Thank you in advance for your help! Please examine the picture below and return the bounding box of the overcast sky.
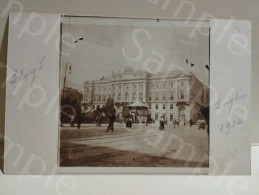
[60,17,210,91]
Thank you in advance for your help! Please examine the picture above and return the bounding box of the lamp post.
[62,63,72,99]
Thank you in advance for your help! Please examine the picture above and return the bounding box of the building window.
[125,84,128,90]
[181,81,184,87]
[155,114,158,120]
[180,90,185,100]
[119,84,122,90]
[162,93,167,101]
[163,104,166,109]
[125,93,129,101]
[170,82,174,88]
[93,105,95,109]
[170,92,174,100]
[113,85,116,91]
[112,93,116,100]
[87,88,89,93]
[140,83,143,90]
[155,93,159,101]
[163,82,166,88]
[170,114,173,121]
[149,93,152,101]
[156,104,158,109]
[149,83,153,89]
[149,104,151,109]
[98,95,101,102]
[118,93,122,101]
[139,92,143,101]
[170,104,173,109]
[104,86,106,91]
[133,92,137,101]
[133,83,137,90]
[103,95,106,102]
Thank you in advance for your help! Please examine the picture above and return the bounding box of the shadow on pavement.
[60,142,209,168]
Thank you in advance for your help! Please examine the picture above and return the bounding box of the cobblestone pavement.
[60,123,209,167]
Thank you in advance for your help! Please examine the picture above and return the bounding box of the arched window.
[118,93,122,101]
[163,82,167,88]
[149,92,152,101]
[125,93,129,101]
[133,92,137,101]
[170,92,174,100]
[180,90,185,100]
[133,83,137,90]
[139,92,144,101]
[162,93,167,101]
[155,93,159,101]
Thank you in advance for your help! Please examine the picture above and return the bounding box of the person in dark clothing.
[107,113,116,132]
[159,116,165,130]
[189,118,193,127]
[77,112,82,130]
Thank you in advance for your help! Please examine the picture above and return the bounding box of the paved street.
[60,123,209,167]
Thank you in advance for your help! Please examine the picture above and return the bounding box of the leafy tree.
[106,97,116,114]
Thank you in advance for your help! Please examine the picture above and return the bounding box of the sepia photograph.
[59,17,210,171]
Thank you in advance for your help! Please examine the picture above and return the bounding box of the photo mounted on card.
[58,16,210,174]
[4,13,251,175]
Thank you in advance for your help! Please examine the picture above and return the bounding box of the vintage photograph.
[59,17,210,169]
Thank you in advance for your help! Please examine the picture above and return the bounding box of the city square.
[60,122,209,167]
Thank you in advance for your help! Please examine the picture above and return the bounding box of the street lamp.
[62,63,72,99]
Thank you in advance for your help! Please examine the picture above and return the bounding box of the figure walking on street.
[189,118,193,127]
[77,112,82,130]
[107,113,116,132]
[159,116,165,130]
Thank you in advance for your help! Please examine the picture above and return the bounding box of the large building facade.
[82,67,209,123]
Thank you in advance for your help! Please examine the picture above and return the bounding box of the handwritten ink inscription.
[9,55,47,86]
[219,118,243,135]
[214,91,247,135]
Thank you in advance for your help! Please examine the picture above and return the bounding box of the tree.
[106,97,115,114]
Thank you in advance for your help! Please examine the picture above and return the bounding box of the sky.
[60,17,210,91]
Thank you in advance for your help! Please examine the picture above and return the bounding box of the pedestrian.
[96,115,99,126]
[189,118,193,127]
[77,112,82,130]
[159,116,165,130]
[197,118,201,129]
[107,113,116,132]
[70,114,75,127]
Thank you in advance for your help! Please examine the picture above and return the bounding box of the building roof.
[127,101,149,108]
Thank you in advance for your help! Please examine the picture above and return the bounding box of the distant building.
[82,67,209,123]
[62,87,83,109]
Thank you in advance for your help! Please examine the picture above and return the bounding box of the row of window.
[92,92,145,102]
[87,80,187,93]
[154,114,174,121]
[91,90,187,103]
[150,104,174,110]
[113,83,145,91]
[113,92,144,101]
[149,80,186,89]
[148,90,186,101]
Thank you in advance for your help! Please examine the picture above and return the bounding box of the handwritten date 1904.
[219,118,242,135]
